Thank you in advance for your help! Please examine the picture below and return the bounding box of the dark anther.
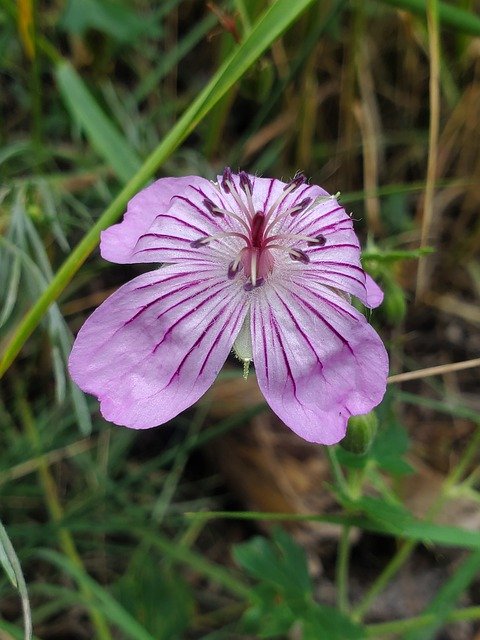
[227,261,241,279]
[308,234,326,247]
[203,198,223,217]
[190,237,209,248]
[221,167,233,193]
[290,249,310,264]
[284,172,307,191]
[239,171,252,193]
[244,277,264,291]
[290,197,312,216]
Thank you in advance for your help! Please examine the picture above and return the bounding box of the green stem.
[325,446,349,496]
[14,381,112,640]
[353,540,413,621]
[365,605,480,637]
[336,525,352,612]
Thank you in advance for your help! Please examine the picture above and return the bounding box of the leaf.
[304,605,366,640]
[0,519,32,639]
[55,61,142,183]
[233,528,312,598]
[60,0,158,42]
[234,529,365,639]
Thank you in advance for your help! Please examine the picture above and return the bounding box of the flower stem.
[336,525,352,612]
[325,446,349,495]
[14,381,112,640]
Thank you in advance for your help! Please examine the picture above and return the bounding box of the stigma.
[189,169,329,290]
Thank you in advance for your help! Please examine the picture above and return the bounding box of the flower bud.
[340,412,378,455]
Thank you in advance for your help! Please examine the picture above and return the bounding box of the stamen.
[283,172,307,191]
[264,176,309,223]
[190,230,249,248]
[289,248,310,264]
[265,232,326,246]
[221,167,233,193]
[239,171,252,193]
[290,197,312,216]
[227,249,246,279]
[263,197,313,236]
[203,198,251,233]
[203,198,224,217]
[190,237,210,248]
[244,277,264,291]
[308,234,326,247]
[239,171,256,218]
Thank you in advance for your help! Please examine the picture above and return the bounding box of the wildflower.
[69,170,388,444]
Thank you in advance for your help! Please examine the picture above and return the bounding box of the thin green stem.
[353,540,413,621]
[325,446,350,496]
[354,420,480,621]
[336,525,352,613]
[14,381,112,640]
[365,605,480,637]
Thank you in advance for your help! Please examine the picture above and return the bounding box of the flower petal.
[100,176,214,264]
[69,264,248,428]
[250,278,388,444]
[130,179,244,266]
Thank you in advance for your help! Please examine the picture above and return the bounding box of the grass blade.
[375,0,480,36]
[55,61,142,183]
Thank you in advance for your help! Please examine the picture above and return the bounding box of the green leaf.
[60,0,158,42]
[0,519,32,639]
[55,61,142,183]
[304,605,366,640]
[234,528,312,598]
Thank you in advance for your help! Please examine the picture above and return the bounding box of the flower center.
[190,168,328,290]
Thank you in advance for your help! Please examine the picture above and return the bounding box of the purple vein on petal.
[288,289,356,356]
[152,282,232,354]
[270,311,299,401]
[273,290,323,368]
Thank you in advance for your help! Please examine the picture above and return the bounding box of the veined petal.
[132,180,242,265]
[69,264,248,428]
[100,176,217,264]
[298,229,382,309]
[250,279,388,444]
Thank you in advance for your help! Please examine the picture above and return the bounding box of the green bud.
[340,412,378,455]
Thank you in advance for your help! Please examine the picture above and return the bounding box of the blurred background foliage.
[1,0,480,638]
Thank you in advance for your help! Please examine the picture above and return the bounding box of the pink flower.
[69,170,388,445]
